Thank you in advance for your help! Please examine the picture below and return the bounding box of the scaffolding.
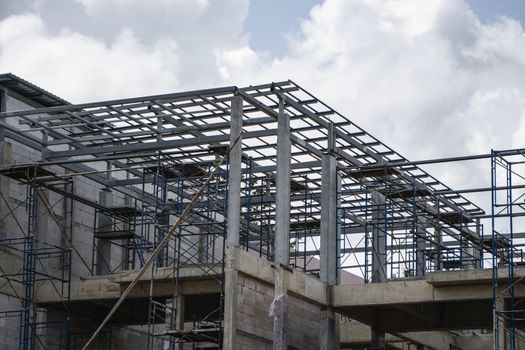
[491,149,525,350]
[2,74,525,349]
[336,162,484,283]
[0,165,72,350]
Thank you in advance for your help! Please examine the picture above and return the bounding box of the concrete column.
[495,292,506,350]
[198,227,205,263]
[96,190,113,275]
[274,98,291,265]
[273,97,291,350]
[41,130,49,160]
[222,95,243,350]
[371,326,385,350]
[320,149,339,350]
[273,266,288,350]
[433,199,442,271]
[416,215,427,277]
[371,191,386,349]
[473,219,482,269]
[371,191,386,283]
[175,295,185,350]
[122,195,132,270]
[320,153,337,285]
[433,226,442,271]
[34,307,47,350]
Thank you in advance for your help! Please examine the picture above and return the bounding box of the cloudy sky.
[1,0,525,203]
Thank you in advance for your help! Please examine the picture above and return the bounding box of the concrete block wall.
[236,273,321,349]
[0,293,22,349]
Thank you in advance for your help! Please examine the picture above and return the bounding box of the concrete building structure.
[0,73,523,349]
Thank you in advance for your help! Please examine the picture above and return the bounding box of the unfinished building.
[0,73,524,349]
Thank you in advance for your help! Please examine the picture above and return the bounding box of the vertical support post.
[0,89,10,240]
[473,218,482,269]
[222,95,243,350]
[320,123,338,285]
[320,123,339,350]
[175,294,185,350]
[274,96,291,266]
[41,130,49,160]
[495,291,506,350]
[416,215,427,277]
[433,199,442,271]
[273,96,291,350]
[371,326,385,350]
[96,190,113,275]
[0,138,12,239]
[371,190,386,349]
[371,191,386,283]
[122,195,132,270]
[35,308,48,350]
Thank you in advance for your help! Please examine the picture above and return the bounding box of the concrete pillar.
[416,215,427,277]
[96,190,113,275]
[198,227,205,263]
[433,226,442,271]
[371,191,386,283]
[273,97,290,350]
[273,266,288,350]
[320,307,337,350]
[433,199,442,271]
[320,154,337,285]
[274,98,291,266]
[371,191,386,349]
[320,145,339,350]
[34,308,47,350]
[121,195,132,270]
[371,326,385,350]
[495,293,506,350]
[473,218,482,269]
[222,95,243,350]
[175,295,185,350]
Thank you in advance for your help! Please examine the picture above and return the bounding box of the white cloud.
[213,0,525,214]
[1,0,525,212]
[216,0,525,159]
[0,13,182,101]
[0,0,250,100]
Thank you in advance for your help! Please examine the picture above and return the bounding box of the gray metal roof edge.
[0,72,70,107]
